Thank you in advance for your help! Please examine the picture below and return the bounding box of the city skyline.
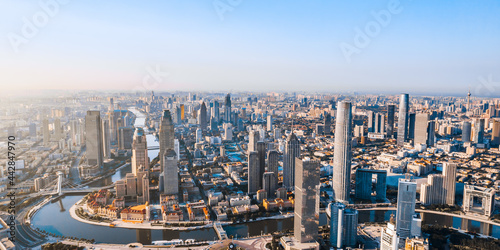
[2,1,500,96]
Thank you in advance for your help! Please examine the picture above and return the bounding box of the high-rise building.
[324,113,332,134]
[374,113,385,134]
[472,118,485,144]
[267,115,273,131]
[224,93,231,123]
[333,101,353,203]
[223,123,233,141]
[408,113,416,140]
[132,127,149,176]
[29,123,36,137]
[180,104,185,121]
[199,102,207,131]
[54,118,62,141]
[294,158,320,244]
[263,172,277,198]
[420,174,443,205]
[443,163,457,205]
[329,202,358,248]
[355,169,387,201]
[396,177,417,239]
[367,111,375,132]
[397,94,409,146]
[85,111,104,167]
[491,119,500,146]
[387,105,396,138]
[247,151,259,194]
[267,150,279,177]
[159,110,175,166]
[163,149,178,195]
[196,128,202,143]
[102,120,111,159]
[212,100,220,125]
[118,127,134,150]
[248,130,259,152]
[257,141,266,189]
[462,121,471,142]
[283,132,300,189]
[43,119,50,146]
[414,113,434,146]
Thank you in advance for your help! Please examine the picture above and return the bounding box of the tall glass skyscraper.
[294,158,320,244]
[283,132,300,189]
[333,101,353,203]
[159,110,175,166]
[397,94,409,146]
[85,111,103,167]
[396,177,417,239]
[387,104,395,138]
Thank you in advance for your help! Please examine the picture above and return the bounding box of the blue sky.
[1,0,500,95]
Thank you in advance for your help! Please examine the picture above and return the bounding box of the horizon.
[2,1,500,97]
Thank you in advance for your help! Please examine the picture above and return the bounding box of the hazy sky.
[1,0,500,95]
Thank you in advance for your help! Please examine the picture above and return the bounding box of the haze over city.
[2,0,500,95]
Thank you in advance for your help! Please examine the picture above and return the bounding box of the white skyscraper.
[396,176,417,239]
[333,101,353,203]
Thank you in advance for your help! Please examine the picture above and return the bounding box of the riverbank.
[69,197,294,230]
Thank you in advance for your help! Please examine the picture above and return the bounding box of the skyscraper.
[324,113,332,134]
[132,127,149,176]
[267,115,273,131]
[420,174,444,205]
[102,120,111,159]
[163,149,178,195]
[492,119,500,146]
[248,130,259,152]
[472,118,485,144]
[397,94,409,146]
[329,202,358,248]
[224,93,231,123]
[257,141,266,189]
[396,177,417,239]
[408,113,416,140]
[283,132,300,189]
[43,118,50,146]
[267,150,279,176]
[54,118,62,141]
[374,113,385,134]
[442,162,457,205]
[333,101,353,203]
[247,151,259,194]
[29,123,36,137]
[199,102,207,131]
[294,158,320,244]
[85,111,104,167]
[462,121,471,142]
[387,104,395,138]
[159,110,175,166]
[263,172,277,198]
[212,100,220,125]
[414,113,431,146]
